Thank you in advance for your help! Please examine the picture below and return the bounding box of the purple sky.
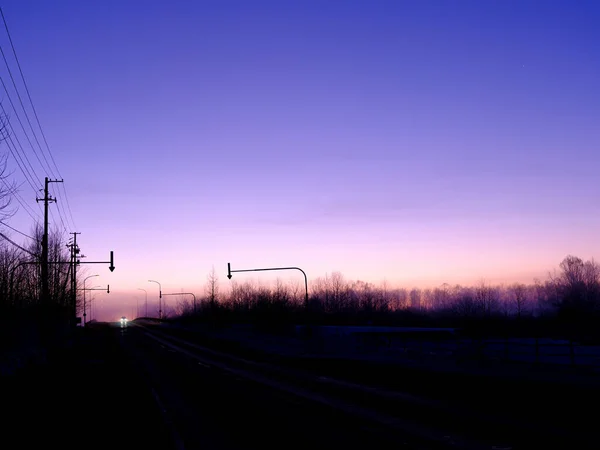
[0,1,599,320]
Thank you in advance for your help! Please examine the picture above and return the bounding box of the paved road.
[5,321,597,450]
[2,322,174,449]
[122,321,433,450]
[124,321,600,450]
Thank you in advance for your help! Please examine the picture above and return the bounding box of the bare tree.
[205,265,219,306]
[422,288,433,311]
[552,255,600,317]
[451,287,478,317]
[474,280,499,316]
[289,278,302,306]
[375,281,389,313]
[174,294,192,316]
[510,283,527,318]
[330,271,349,313]
[410,288,421,311]
[0,112,17,222]
[273,278,290,305]
[0,153,16,222]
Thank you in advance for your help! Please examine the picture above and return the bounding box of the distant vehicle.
[120,316,127,326]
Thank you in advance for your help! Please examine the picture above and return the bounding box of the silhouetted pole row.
[74,252,115,325]
[79,285,110,323]
[162,292,196,314]
[82,284,101,320]
[148,280,162,319]
[137,288,148,317]
[227,263,309,310]
[20,179,115,326]
[68,232,81,322]
[36,177,62,306]
[82,274,98,326]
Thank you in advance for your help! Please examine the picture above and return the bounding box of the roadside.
[143,319,600,448]
[1,322,175,449]
[151,320,600,386]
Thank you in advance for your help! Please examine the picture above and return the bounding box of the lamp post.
[137,288,148,317]
[83,274,99,326]
[88,285,100,321]
[227,263,308,310]
[84,285,109,322]
[148,280,162,319]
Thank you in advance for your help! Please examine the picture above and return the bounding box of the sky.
[0,0,598,320]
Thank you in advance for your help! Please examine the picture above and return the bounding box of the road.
[123,321,438,450]
[2,321,174,449]
[120,321,600,450]
[4,321,597,449]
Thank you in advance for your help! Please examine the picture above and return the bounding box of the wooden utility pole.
[36,177,62,306]
[69,232,80,321]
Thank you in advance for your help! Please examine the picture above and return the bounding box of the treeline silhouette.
[172,256,600,341]
[0,226,76,346]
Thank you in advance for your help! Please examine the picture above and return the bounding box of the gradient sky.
[0,0,599,320]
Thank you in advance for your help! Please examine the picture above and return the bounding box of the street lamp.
[227,263,309,310]
[88,285,101,321]
[84,285,109,322]
[83,274,99,326]
[137,288,148,317]
[148,280,162,319]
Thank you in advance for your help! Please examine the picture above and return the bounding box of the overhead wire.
[0,91,67,231]
[0,11,74,234]
[49,184,68,235]
[0,43,54,178]
[0,101,45,223]
[0,76,47,179]
[0,220,36,240]
[0,177,40,222]
[0,110,41,191]
[48,177,70,235]
[1,8,60,176]
[0,7,76,231]
[1,124,38,193]
[0,230,37,256]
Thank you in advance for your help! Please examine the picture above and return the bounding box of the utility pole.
[36,177,63,306]
[69,232,80,323]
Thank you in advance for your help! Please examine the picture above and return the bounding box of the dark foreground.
[3,321,600,449]
[2,323,174,449]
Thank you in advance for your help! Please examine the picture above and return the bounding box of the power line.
[1,8,59,176]
[0,76,47,177]
[0,8,76,232]
[0,230,37,256]
[49,180,70,234]
[0,177,40,222]
[0,220,36,240]
[48,191,68,235]
[1,128,38,194]
[0,113,42,194]
[1,101,42,184]
[60,183,76,230]
[0,74,70,232]
[0,44,54,178]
